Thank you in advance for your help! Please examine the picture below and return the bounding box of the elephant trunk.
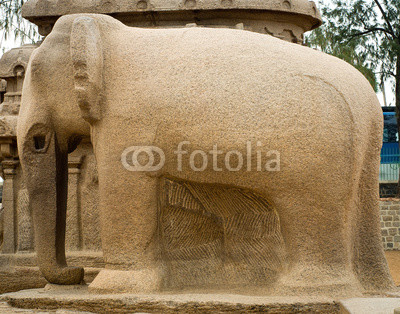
[20,128,83,284]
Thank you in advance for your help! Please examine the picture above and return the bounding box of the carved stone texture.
[0,80,6,104]
[0,45,37,117]
[0,119,15,138]
[66,142,101,252]
[17,188,34,252]
[17,14,392,296]
[0,45,39,257]
[160,178,287,289]
[66,155,83,251]
[21,0,321,43]
[77,144,101,252]
[1,160,19,254]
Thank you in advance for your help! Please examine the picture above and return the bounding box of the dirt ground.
[386,251,400,286]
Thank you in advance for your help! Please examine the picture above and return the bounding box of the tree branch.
[376,70,396,78]
[373,0,396,37]
[348,27,392,40]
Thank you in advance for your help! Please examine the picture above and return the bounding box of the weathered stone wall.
[380,199,400,250]
[22,0,322,44]
[66,141,102,252]
[0,147,102,254]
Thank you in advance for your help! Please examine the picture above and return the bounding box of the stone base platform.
[4,285,400,313]
[0,285,341,313]
[339,298,400,314]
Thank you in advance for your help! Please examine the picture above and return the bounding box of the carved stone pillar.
[17,188,33,252]
[66,156,83,251]
[0,45,36,255]
[1,159,18,253]
[0,80,6,104]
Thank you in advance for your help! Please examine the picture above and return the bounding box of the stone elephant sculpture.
[17,13,393,295]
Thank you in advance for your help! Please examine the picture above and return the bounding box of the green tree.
[306,20,378,91]
[306,0,400,194]
[0,0,40,52]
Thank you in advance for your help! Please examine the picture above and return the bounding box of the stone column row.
[1,159,18,253]
[0,155,85,254]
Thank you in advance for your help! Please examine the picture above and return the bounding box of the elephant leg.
[270,191,362,295]
[89,157,161,293]
[352,146,394,292]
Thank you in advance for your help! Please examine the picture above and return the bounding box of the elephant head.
[17,15,104,285]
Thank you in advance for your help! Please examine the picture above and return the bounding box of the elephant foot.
[273,264,364,297]
[43,266,84,285]
[88,267,162,294]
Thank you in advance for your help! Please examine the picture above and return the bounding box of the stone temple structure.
[22,0,322,43]
[0,0,323,295]
[0,44,37,255]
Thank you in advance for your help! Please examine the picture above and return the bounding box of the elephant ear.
[70,16,103,123]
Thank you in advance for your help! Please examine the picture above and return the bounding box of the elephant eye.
[24,124,52,154]
[34,136,46,151]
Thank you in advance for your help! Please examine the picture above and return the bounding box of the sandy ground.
[386,251,400,286]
